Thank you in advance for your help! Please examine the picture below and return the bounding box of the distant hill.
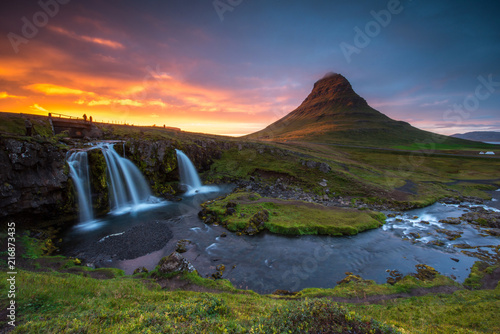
[451,131,500,143]
[246,73,481,147]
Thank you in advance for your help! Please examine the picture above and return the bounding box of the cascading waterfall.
[67,142,162,226]
[175,149,218,195]
[98,143,153,213]
[67,151,94,223]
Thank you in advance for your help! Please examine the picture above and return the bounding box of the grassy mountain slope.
[246,73,494,149]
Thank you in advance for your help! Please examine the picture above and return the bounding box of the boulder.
[157,252,196,274]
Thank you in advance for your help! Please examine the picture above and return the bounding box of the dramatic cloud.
[0,0,499,135]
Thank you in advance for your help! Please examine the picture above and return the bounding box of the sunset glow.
[1,1,499,136]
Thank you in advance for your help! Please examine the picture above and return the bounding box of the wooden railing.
[48,113,82,120]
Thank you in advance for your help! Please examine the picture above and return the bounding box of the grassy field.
[206,141,500,208]
[1,259,498,333]
[201,191,385,236]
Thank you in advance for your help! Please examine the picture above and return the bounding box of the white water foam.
[99,232,125,243]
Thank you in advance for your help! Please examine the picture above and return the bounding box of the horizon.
[1,0,500,136]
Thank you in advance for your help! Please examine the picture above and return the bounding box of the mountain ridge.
[452,131,500,143]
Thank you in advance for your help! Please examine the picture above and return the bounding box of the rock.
[176,239,192,253]
[427,240,445,247]
[485,228,500,236]
[439,218,461,225]
[305,160,318,169]
[157,252,196,274]
[318,162,331,173]
[249,209,269,227]
[408,232,421,239]
[436,228,463,240]
[0,138,69,219]
[452,243,476,249]
[211,264,226,279]
[319,181,328,187]
[272,289,298,296]
[133,267,149,274]
[412,264,439,281]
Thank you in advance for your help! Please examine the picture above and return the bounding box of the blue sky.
[1,0,499,135]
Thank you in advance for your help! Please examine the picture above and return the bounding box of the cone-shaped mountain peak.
[246,72,455,146]
[298,73,368,112]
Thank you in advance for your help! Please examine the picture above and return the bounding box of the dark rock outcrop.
[0,138,70,221]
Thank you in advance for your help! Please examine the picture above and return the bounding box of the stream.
[63,188,500,294]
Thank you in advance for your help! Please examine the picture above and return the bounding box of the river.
[63,188,500,294]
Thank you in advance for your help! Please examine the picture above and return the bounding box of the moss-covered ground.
[201,191,385,236]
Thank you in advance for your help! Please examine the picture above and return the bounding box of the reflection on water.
[63,188,500,294]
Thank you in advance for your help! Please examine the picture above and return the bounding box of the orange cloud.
[0,92,25,99]
[49,26,124,49]
[25,84,94,96]
[29,104,48,113]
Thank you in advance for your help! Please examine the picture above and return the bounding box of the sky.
[1,0,499,136]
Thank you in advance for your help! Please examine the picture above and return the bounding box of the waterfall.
[68,142,163,227]
[98,143,153,213]
[175,149,218,195]
[67,151,94,223]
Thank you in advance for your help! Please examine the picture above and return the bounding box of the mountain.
[246,73,473,147]
[452,131,500,143]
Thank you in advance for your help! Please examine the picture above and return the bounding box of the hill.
[246,73,486,148]
[452,131,500,143]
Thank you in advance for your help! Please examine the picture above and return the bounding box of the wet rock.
[484,228,500,236]
[453,243,476,249]
[440,197,461,205]
[211,264,226,280]
[408,232,421,239]
[176,239,192,253]
[412,264,439,281]
[436,228,463,240]
[439,218,461,225]
[158,252,196,274]
[133,267,149,274]
[427,240,445,247]
[450,258,459,262]
[460,208,500,228]
[386,269,403,285]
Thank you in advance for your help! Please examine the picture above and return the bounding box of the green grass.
[202,192,385,236]
[393,142,498,151]
[205,142,500,209]
[297,274,459,299]
[350,287,500,334]
[2,265,499,333]
[0,112,54,138]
